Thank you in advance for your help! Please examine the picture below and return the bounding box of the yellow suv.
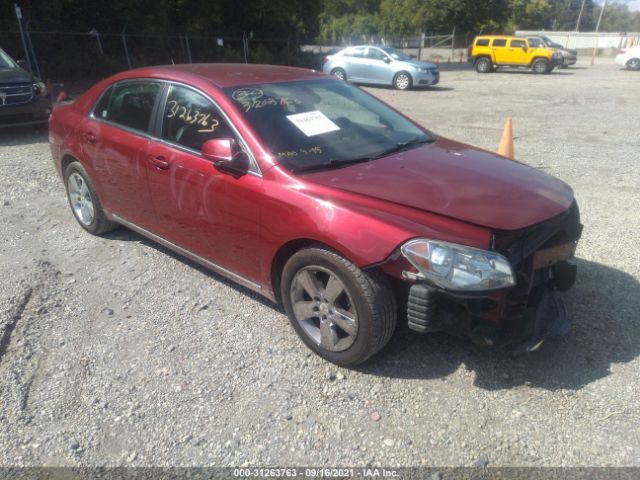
[468,35,561,74]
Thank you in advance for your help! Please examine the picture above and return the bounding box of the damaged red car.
[49,64,582,366]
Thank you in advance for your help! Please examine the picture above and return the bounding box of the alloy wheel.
[395,73,410,90]
[332,69,345,80]
[67,172,95,226]
[290,266,358,352]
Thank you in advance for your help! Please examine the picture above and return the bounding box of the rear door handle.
[83,132,97,143]
[149,155,170,170]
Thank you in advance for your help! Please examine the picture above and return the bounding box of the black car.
[526,36,578,68]
[0,47,51,128]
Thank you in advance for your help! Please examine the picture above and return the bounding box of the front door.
[144,83,264,283]
[507,39,531,65]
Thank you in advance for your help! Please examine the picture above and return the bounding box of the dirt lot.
[1,59,639,468]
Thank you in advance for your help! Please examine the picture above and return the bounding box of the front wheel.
[475,57,492,73]
[393,71,412,90]
[532,58,551,74]
[281,246,397,366]
[627,58,640,71]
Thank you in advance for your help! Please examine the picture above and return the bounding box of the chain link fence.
[0,29,316,84]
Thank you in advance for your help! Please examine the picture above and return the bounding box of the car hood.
[301,138,574,231]
[401,60,438,70]
[0,67,33,84]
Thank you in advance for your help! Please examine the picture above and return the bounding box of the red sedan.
[49,64,582,366]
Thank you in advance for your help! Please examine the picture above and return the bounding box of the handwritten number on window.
[167,100,218,133]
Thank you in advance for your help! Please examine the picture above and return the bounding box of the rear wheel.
[281,246,397,366]
[627,58,640,70]
[475,57,492,73]
[330,68,347,81]
[64,161,118,235]
[532,58,551,74]
[393,71,412,90]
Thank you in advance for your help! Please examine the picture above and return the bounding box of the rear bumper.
[0,96,51,128]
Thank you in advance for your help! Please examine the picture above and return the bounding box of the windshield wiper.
[292,137,434,174]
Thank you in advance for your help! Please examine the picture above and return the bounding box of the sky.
[621,0,640,11]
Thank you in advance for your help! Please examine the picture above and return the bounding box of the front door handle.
[149,155,170,170]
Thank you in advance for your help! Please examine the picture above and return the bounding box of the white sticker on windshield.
[286,110,340,137]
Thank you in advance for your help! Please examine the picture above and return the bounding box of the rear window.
[475,39,490,47]
[492,39,507,47]
[103,81,162,133]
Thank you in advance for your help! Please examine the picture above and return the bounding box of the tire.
[330,68,347,81]
[475,57,492,74]
[64,161,118,235]
[532,58,551,74]
[627,58,640,71]
[393,71,412,90]
[281,246,397,366]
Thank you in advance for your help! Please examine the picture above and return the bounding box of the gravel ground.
[0,59,639,468]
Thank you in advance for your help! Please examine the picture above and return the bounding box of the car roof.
[112,63,327,88]
[476,35,517,39]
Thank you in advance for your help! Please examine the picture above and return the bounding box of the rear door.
[80,80,162,227]
[491,38,510,63]
[144,83,264,282]
[341,47,368,81]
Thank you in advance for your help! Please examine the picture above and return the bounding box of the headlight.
[401,239,515,291]
[33,82,47,96]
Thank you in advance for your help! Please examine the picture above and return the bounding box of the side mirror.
[522,46,528,52]
[383,57,391,64]
[16,59,27,69]
[202,138,249,175]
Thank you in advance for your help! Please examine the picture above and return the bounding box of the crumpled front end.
[400,202,583,352]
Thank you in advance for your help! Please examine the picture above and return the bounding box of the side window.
[344,47,365,58]
[365,48,387,61]
[475,39,490,47]
[528,38,542,48]
[492,39,507,47]
[161,84,235,152]
[92,86,113,119]
[511,40,527,48]
[105,82,161,132]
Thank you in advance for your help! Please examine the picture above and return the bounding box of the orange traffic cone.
[497,118,514,159]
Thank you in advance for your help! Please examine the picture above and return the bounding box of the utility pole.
[14,4,33,73]
[595,0,607,32]
[576,0,587,32]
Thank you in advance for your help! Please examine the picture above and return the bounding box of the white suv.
[615,46,640,70]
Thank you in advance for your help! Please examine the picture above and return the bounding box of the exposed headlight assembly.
[33,82,47,96]
[401,239,516,291]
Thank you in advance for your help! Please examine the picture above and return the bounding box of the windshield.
[381,47,412,61]
[223,80,433,172]
[541,36,562,48]
[0,49,17,69]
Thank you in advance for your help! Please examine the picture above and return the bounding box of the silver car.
[322,45,440,90]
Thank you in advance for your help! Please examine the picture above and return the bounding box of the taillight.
[620,49,627,54]
[323,56,328,65]
[468,45,472,57]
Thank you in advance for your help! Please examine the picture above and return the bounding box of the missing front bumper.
[406,282,572,353]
